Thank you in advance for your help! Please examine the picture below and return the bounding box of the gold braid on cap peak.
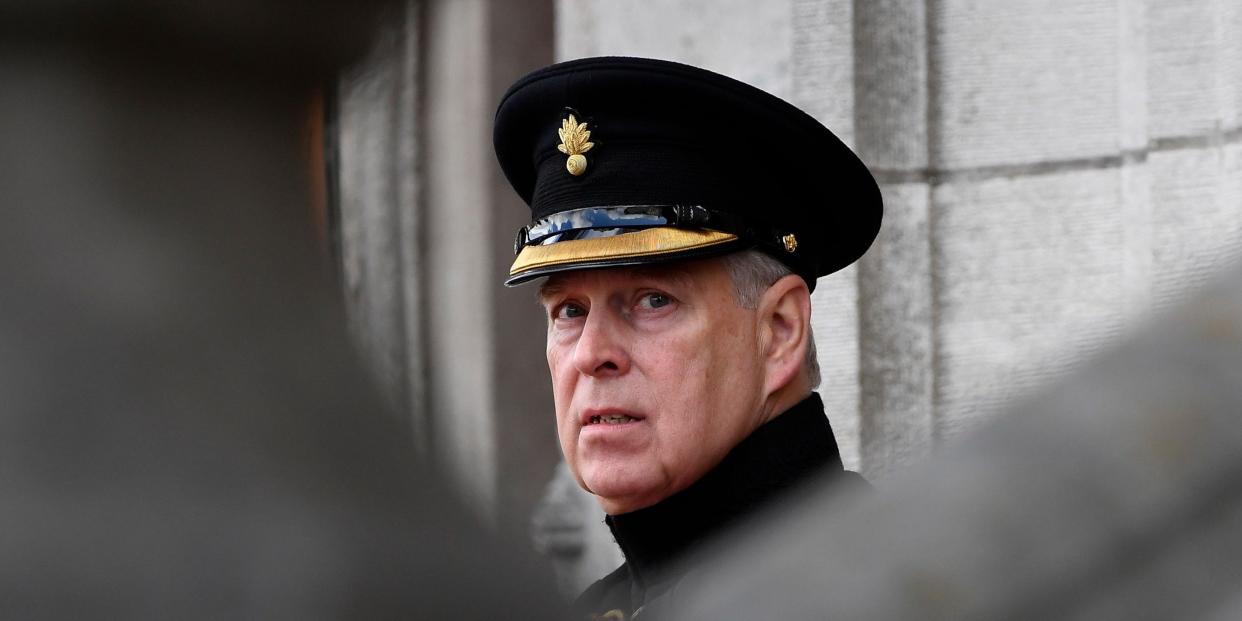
[557,114,594,176]
[509,228,737,277]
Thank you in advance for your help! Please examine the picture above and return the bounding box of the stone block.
[1148,0,1226,140]
[789,0,856,145]
[932,0,1120,168]
[932,168,1129,435]
[812,265,861,470]
[1149,146,1242,310]
[555,0,795,98]
[1225,0,1242,129]
[854,0,929,170]
[1116,0,1148,151]
[858,182,934,479]
[1117,158,1154,325]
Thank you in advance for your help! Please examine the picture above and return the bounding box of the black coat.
[572,393,867,620]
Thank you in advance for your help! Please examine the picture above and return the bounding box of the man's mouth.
[588,414,638,425]
[581,409,645,426]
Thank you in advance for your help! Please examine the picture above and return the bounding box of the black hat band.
[514,204,784,256]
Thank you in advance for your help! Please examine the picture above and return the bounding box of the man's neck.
[760,374,813,425]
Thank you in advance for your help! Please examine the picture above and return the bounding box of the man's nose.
[571,309,630,377]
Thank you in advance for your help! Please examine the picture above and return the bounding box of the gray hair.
[722,250,821,389]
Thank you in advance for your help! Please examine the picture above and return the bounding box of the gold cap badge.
[782,234,798,253]
[557,114,594,176]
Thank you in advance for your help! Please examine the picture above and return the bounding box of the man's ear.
[756,274,812,398]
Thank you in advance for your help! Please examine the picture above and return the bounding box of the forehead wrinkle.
[628,263,698,291]
[534,261,708,305]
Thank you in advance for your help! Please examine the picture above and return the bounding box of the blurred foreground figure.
[0,4,562,619]
[674,266,1242,620]
[493,57,881,618]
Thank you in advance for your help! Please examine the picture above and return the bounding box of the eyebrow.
[536,278,563,305]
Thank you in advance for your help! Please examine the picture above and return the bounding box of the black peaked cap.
[494,56,882,290]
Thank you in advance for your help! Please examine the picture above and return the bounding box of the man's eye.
[638,293,672,310]
[556,303,586,319]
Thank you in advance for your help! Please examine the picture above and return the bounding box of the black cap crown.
[494,56,882,291]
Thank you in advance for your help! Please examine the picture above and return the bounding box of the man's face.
[538,257,769,514]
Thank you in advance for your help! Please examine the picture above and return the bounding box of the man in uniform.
[493,56,882,619]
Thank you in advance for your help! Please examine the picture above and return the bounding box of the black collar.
[604,392,845,590]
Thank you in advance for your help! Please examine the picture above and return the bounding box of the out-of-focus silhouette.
[0,3,564,618]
